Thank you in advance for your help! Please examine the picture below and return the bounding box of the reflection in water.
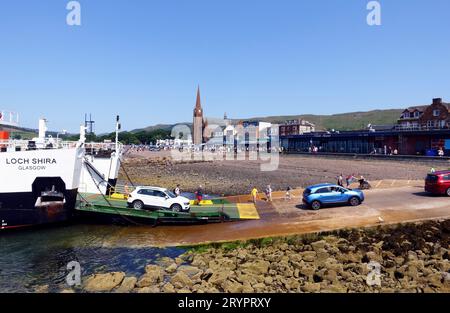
[0,224,184,292]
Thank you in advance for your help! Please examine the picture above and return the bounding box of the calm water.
[0,224,185,293]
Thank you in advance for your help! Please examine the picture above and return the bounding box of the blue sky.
[1,0,450,133]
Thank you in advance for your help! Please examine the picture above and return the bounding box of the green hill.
[238,109,403,131]
[135,109,403,133]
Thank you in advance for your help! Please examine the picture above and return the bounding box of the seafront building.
[280,98,450,156]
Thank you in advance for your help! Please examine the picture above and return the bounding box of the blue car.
[302,183,365,210]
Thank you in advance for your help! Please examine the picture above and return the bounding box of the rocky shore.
[71,219,449,293]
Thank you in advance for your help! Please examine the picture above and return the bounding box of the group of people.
[336,173,371,189]
[251,185,293,204]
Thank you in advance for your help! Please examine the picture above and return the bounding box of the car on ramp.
[302,183,365,210]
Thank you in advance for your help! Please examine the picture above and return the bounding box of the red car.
[425,170,450,196]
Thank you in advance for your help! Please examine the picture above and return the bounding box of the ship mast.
[115,115,120,151]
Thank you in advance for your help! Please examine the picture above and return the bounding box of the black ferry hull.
[0,189,78,230]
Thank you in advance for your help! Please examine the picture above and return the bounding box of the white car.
[127,186,191,212]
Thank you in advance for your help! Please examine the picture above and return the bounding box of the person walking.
[195,185,204,205]
[265,185,273,202]
[174,184,181,197]
[285,186,293,201]
[337,174,344,187]
[346,174,356,187]
[251,187,258,204]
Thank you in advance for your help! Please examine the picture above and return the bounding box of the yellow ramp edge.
[189,199,214,206]
[236,203,260,220]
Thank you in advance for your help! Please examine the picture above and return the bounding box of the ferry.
[0,116,123,230]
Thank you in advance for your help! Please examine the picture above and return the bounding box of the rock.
[84,272,125,292]
[427,273,443,288]
[315,249,329,264]
[223,280,244,293]
[35,285,49,293]
[323,270,338,283]
[407,251,418,261]
[137,266,164,287]
[116,277,137,293]
[321,284,348,293]
[300,251,317,262]
[241,260,270,275]
[165,263,178,273]
[301,282,321,293]
[171,271,193,288]
[252,283,266,292]
[156,257,174,267]
[136,286,160,293]
[311,240,327,251]
[60,289,75,293]
[162,283,176,293]
[175,257,184,265]
[242,282,254,293]
[177,265,203,278]
[264,276,273,285]
[191,255,207,267]
[177,289,192,293]
[208,271,232,287]
[365,251,382,263]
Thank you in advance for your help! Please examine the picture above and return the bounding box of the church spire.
[195,85,202,110]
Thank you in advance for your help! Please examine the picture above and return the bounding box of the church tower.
[193,86,204,145]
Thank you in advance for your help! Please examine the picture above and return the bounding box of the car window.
[166,190,177,198]
[315,187,331,194]
[426,174,438,183]
[443,175,450,181]
[138,189,151,196]
[153,190,167,198]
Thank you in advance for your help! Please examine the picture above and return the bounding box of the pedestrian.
[265,185,273,202]
[438,148,444,157]
[251,187,258,204]
[285,186,293,201]
[430,167,436,173]
[174,184,181,197]
[346,174,355,187]
[337,174,344,187]
[195,185,203,204]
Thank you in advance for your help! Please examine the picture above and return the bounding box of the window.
[433,109,440,117]
[414,111,420,118]
[138,189,154,196]
[315,187,331,194]
[443,175,450,181]
[153,190,167,198]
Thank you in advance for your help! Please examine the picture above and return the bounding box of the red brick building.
[397,98,450,130]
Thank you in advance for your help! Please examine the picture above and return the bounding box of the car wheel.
[171,204,182,212]
[311,200,321,210]
[349,197,360,206]
[446,188,450,197]
[133,200,144,210]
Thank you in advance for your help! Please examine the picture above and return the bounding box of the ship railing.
[0,139,123,152]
